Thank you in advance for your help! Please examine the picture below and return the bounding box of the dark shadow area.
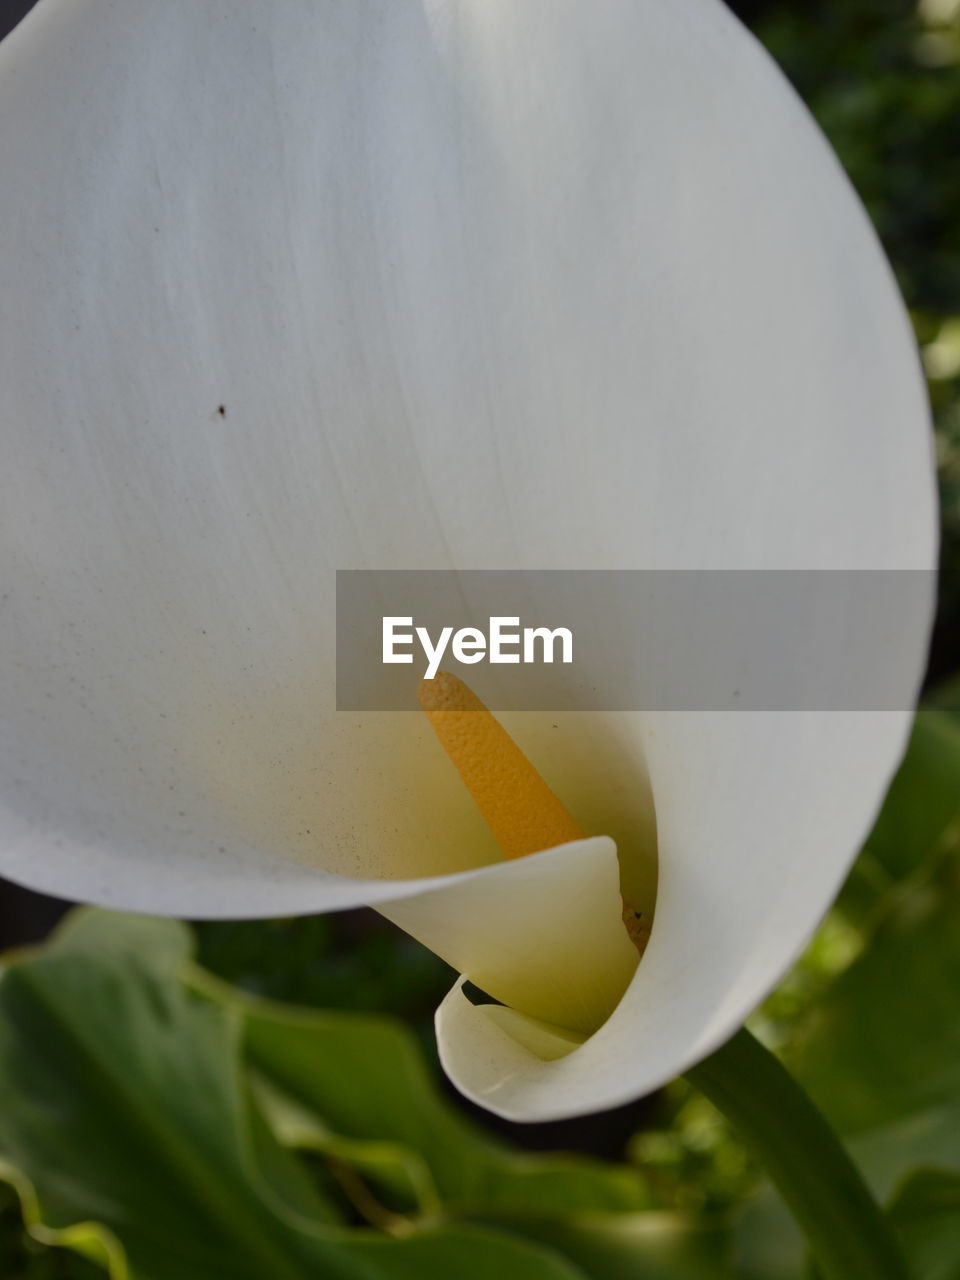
[0,0,35,41]
[0,878,70,949]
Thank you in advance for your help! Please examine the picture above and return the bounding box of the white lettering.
[382,617,414,664]
[386,617,574,678]
[417,625,454,680]
[523,626,573,665]
[489,616,521,664]
[452,627,487,665]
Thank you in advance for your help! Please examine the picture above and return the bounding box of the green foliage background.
[0,1,958,1277]
[740,0,960,678]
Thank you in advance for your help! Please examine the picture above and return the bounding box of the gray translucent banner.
[336,570,934,711]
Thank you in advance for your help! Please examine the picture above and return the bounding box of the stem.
[685,1027,908,1280]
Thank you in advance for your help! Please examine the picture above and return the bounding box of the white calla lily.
[0,0,936,1121]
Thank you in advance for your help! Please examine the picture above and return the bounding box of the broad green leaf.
[850,1105,960,1200]
[0,1163,127,1278]
[453,1211,731,1280]
[45,909,194,975]
[887,1170,960,1280]
[736,707,960,1280]
[735,1153,960,1280]
[212,970,648,1215]
[329,1226,589,1280]
[0,912,600,1280]
[790,893,960,1135]
[861,710,960,881]
[734,1109,960,1280]
[732,1108,960,1280]
[0,940,336,1279]
[787,710,960,1138]
[838,709,960,928]
[251,1073,441,1218]
[732,1186,806,1280]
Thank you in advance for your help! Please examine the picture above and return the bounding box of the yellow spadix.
[417,671,585,860]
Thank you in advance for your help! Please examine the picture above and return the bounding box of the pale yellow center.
[418,670,650,954]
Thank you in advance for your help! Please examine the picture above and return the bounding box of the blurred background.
[0,1,958,1277]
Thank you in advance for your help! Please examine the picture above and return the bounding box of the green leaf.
[735,1113,960,1280]
[736,705,960,1280]
[213,970,648,1215]
[0,1164,127,1279]
[887,1170,960,1280]
[790,892,960,1136]
[732,1186,806,1280]
[687,1030,909,1280]
[0,911,603,1280]
[452,1212,731,1280]
[838,709,960,928]
[786,709,960,1141]
[44,909,194,975]
[849,1105,960,1201]
[335,1227,589,1280]
[862,710,960,881]
[250,1073,442,1219]
[0,923,338,1280]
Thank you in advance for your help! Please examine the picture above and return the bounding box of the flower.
[0,0,936,1120]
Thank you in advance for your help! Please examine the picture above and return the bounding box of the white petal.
[437,711,931,1120]
[378,836,637,1034]
[0,0,936,1114]
[476,1006,587,1062]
